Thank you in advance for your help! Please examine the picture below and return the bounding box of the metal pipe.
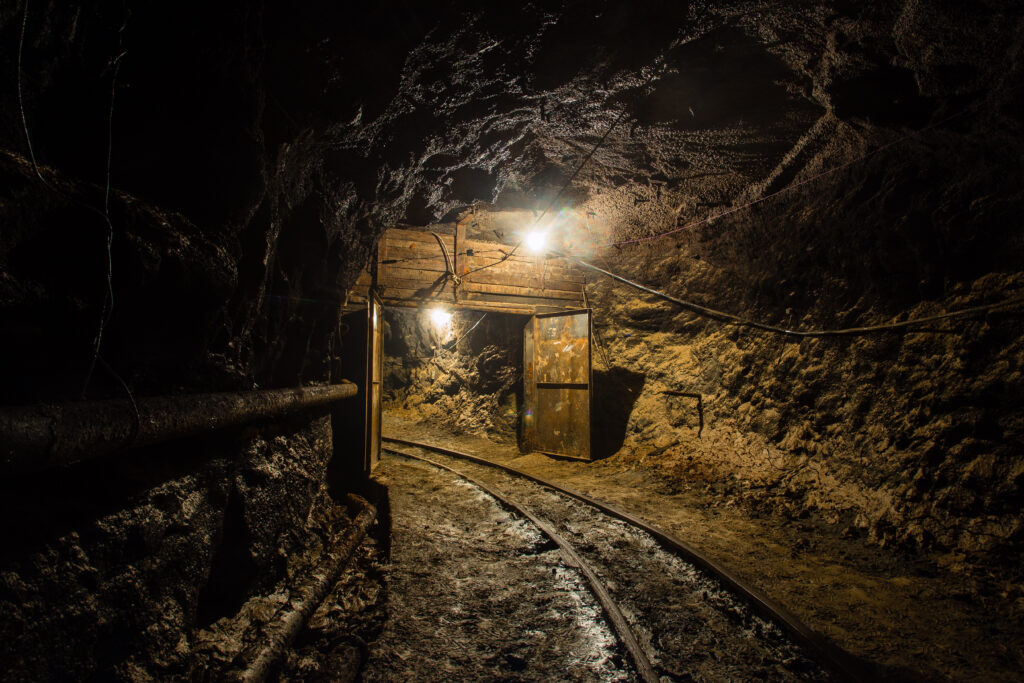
[1,382,358,474]
[230,493,377,682]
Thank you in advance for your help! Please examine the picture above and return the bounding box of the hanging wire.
[430,231,462,286]
[463,32,684,278]
[532,101,635,231]
[18,0,132,398]
[16,0,51,189]
[451,313,488,347]
[454,99,634,278]
[81,44,128,398]
[561,253,1024,338]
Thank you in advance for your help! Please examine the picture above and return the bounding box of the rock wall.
[0,2,413,676]
[1,0,1022,675]
[382,308,523,443]
[584,131,1024,571]
[0,415,345,679]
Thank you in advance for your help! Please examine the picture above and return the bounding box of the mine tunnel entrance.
[376,306,594,460]
[336,301,599,473]
[340,220,603,471]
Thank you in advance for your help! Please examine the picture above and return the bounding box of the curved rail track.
[383,436,872,683]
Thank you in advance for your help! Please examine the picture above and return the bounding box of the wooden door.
[365,292,383,471]
[522,309,592,460]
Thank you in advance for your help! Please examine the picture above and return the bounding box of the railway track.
[381,436,871,682]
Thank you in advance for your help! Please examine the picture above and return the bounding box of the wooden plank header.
[348,227,587,315]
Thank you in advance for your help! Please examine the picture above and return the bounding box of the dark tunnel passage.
[1,1,1023,680]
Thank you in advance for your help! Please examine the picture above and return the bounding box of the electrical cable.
[450,313,488,347]
[460,245,518,279]
[560,252,1024,338]
[16,0,50,189]
[532,102,633,231]
[82,49,127,399]
[430,231,461,286]
[453,96,628,278]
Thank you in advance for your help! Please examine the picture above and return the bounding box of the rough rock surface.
[383,308,523,442]
[374,1,1024,579]
[0,415,342,679]
[1,0,1022,677]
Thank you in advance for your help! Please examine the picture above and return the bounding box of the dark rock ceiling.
[1,0,1021,397]
[9,1,1019,236]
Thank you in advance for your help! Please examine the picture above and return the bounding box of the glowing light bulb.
[428,307,452,330]
[525,230,547,253]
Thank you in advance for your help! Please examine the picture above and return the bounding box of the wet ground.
[382,414,1024,682]
[364,454,631,681]
[384,443,834,681]
[284,437,835,681]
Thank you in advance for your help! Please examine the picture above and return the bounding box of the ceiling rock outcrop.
[4,1,1020,397]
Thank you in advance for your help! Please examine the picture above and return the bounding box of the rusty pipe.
[230,493,377,682]
[0,382,358,474]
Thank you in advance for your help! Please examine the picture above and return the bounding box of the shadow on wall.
[592,367,646,460]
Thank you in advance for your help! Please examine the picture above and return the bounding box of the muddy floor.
[388,442,835,681]
[363,454,631,681]
[383,414,1024,683]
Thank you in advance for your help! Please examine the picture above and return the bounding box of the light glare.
[525,230,547,253]
[428,308,452,329]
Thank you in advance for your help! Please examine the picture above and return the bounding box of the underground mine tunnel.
[1,1,1023,680]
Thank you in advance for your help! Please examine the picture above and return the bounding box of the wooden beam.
[378,239,584,282]
[356,227,589,316]
[378,298,569,316]
[459,290,583,309]
[385,228,455,246]
[360,268,583,301]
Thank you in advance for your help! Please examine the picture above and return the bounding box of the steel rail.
[384,445,660,683]
[383,435,874,683]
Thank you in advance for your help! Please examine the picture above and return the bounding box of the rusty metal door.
[364,292,383,471]
[522,309,592,460]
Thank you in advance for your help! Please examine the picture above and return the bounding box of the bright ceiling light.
[525,230,547,253]
[428,307,452,330]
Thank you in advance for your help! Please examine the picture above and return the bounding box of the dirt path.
[361,452,632,681]
[384,414,1024,682]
